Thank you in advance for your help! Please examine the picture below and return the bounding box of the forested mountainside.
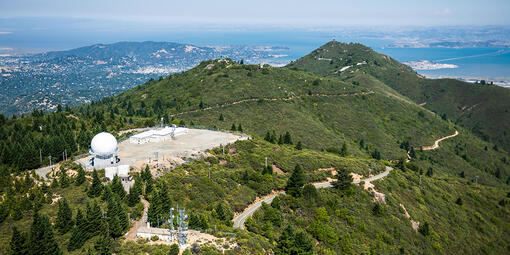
[0,43,509,254]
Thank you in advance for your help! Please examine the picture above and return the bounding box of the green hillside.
[1,44,510,254]
[81,59,455,159]
[286,41,510,152]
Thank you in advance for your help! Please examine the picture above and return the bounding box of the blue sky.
[2,0,510,26]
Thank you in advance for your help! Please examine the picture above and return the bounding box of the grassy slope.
[286,41,510,152]
[85,59,454,159]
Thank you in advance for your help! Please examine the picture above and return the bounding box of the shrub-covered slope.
[286,41,510,152]
[82,59,454,159]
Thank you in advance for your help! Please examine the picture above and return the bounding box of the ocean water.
[1,20,509,79]
[377,47,510,78]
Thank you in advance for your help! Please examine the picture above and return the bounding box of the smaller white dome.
[90,132,118,156]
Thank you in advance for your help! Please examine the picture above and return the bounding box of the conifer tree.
[278,135,284,145]
[283,131,293,145]
[127,183,140,207]
[340,142,348,156]
[295,141,302,150]
[86,201,104,237]
[94,233,113,255]
[101,185,113,202]
[219,113,224,121]
[68,209,88,251]
[75,165,86,186]
[55,198,73,234]
[237,124,243,132]
[88,169,103,198]
[285,165,305,197]
[111,175,126,200]
[29,213,62,255]
[334,170,353,191]
[264,131,271,142]
[216,203,226,221]
[9,227,28,255]
[231,123,237,131]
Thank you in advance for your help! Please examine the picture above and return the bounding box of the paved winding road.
[233,166,393,229]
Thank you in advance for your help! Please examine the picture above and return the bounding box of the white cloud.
[0,31,13,34]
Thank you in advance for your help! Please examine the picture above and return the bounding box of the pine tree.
[9,227,28,255]
[94,233,113,255]
[278,135,284,145]
[219,113,224,121]
[29,213,62,255]
[75,165,86,186]
[237,124,243,132]
[111,175,126,200]
[426,167,434,177]
[88,169,103,198]
[295,141,302,150]
[216,203,226,221]
[340,142,348,156]
[101,185,113,202]
[285,164,305,197]
[334,170,353,191]
[264,131,271,142]
[231,123,237,131]
[68,209,88,251]
[55,198,73,234]
[418,221,430,236]
[86,201,104,237]
[283,132,293,145]
[274,225,296,255]
[127,183,140,207]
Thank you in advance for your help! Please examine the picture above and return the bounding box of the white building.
[105,165,130,181]
[89,132,120,170]
[130,126,188,144]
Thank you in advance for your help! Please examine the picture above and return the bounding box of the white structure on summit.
[130,125,188,144]
[105,165,130,181]
[89,132,120,169]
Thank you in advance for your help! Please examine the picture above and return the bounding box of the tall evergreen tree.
[86,201,104,237]
[9,227,28,255]
[231,123,237,131]
[68,209,88,251]
[285,164,305,197]
[283,131,293,145]
[127,183,140,207]
[59,167,69,188]
[75,165,86,186]
[216,203,226,221]
[55,198,73,234]
[219,113,224,121]
[264,131,271,142]
[88,169,103,198]
[334,170,353,191]
[111,175,126,200]
[94,233,113,255]
[29,213,62,255]
[237,124,243,132]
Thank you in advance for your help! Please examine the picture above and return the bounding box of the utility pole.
[48,155,52,166]
[102,210,109,238]
[39,148,42,164]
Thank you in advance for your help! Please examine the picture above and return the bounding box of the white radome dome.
[90,132,118,156]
